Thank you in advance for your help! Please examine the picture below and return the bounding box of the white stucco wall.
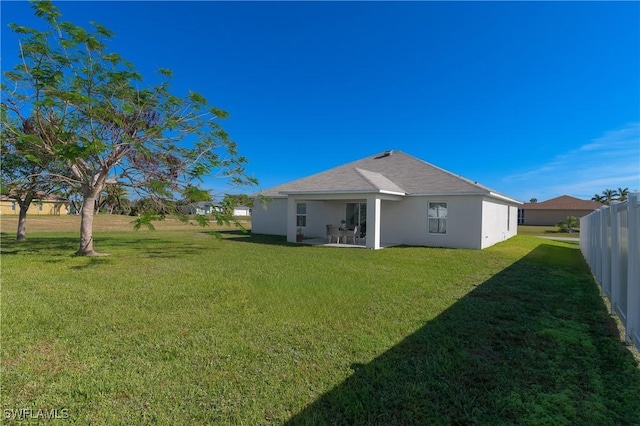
[303,200,350,238]
[253,194,518,249]
[252,198,348,238]
[381,195,484,249]
[251,198,287,235]
[480,198,518,249]
[232,206,252,216]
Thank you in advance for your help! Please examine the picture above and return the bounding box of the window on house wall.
[428,202,447,234]
[507,206,511,231]
[517,209,524,225]
[296,203,307,227]
[38,204,43,211]
[11,202,16,211]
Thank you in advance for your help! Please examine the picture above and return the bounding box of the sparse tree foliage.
[1,1,257,255]
[221,193,252,215]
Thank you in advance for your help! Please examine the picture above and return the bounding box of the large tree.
[1,1,256,255]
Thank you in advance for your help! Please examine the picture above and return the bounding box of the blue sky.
[2,1,639,202]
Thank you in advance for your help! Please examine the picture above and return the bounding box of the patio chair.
[328,225,342,244]
[345,226,358,245]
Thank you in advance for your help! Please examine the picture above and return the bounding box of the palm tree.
[95,184,130,214]
[591,193,605,203]
[601,189,618,205]
[616,187,629,202]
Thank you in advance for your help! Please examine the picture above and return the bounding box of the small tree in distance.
[555,216,579,233]
[0,130,62,241]
[617,187,629,202]
[1,1,257,255]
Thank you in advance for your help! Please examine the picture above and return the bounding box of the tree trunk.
[76,190,102,256]
[16,203,29,241]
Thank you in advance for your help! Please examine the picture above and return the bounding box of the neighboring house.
[232,206,252,217]
[252,150,521,249]
[518,195,602,226]
[183,201,217,215]
[0,194,70,216]
[182,202,252,216]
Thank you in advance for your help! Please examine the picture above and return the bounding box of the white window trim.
[428,201,447,235]
[296,202,307,228]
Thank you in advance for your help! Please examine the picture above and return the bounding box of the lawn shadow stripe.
[286,243,640,425]
[0,234,216,260]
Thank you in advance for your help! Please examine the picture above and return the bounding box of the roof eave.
[280,189,406,196]
[408,191,521,204]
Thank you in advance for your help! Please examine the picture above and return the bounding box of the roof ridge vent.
[375,150,394,159]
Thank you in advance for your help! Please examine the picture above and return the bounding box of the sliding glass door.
[345,203,367,237]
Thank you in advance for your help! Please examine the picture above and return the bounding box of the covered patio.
[298,237,397,249]
[285,190,404,250]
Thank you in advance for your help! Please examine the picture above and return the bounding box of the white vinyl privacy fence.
[580,192,640,349]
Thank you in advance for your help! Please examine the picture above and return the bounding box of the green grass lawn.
[517,225,578,236]
[1,223,639,424]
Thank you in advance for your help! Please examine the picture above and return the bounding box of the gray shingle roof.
[259,151,517,202]
[353,168,406,194]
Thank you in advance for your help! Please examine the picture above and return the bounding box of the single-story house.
[252,150,521,249]
[232,206,252,217]
[183,201,217,215]
[0,194,70,216]
[518,195,602,226]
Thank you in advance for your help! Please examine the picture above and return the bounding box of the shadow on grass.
[69,257,115,270]
[0,234,211,259]
[208,231,301,248]
[0,236,78,255]
[287,244,640,425]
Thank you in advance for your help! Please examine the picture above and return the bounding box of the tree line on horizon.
[590,187,630,205]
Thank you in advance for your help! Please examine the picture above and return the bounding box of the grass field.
[517,225,577,236]
[1,216,639,424]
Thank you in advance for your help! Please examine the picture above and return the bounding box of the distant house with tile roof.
[518,195,602,226]
[252,150,521,249]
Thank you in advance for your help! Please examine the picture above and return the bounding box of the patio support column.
[287,196,298,243]
[366,195,381,249]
